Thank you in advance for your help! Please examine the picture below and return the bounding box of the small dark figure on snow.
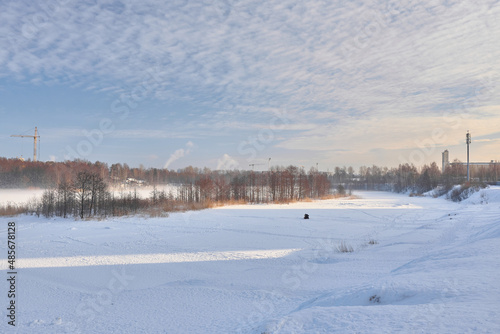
[304,214,309,219]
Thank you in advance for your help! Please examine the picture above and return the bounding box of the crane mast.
[11,127,40,162]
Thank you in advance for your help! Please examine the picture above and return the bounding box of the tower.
[442,150,449,173]
[466,131,471,181]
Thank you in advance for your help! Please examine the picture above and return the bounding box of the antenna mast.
[466,130,471,182]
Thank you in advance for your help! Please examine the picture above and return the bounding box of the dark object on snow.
[304,214,309,219]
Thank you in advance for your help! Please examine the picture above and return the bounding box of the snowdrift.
[462,185,500,205]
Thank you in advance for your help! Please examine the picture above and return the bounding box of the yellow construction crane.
[11,127,40,162]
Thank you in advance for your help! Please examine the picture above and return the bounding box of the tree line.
[337,160,496,194]
[1,157,497,218]
[35,170,151,218]
[2,157,497,192]
[4,163,332,218]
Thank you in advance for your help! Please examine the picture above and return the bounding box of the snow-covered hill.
[1,190,499,333]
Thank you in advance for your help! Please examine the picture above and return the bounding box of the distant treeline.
[1,157,498,192]
[0,157,198,188]
[344,161,497,193]
[0,158,330,198]
[0,158,334,218]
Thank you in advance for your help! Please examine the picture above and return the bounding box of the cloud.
[216,153,239,170]
[275,112,500,166]
[164,141,194,169]
[2,1,500,167]
[108,130,191,139]
[3,1,498,114]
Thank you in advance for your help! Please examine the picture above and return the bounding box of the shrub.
[140,207,169,218]
[432,185,452,198]
[336,241,354,253]
[448,182,487,202]
[0,203,27,216]
[337,184,346,196]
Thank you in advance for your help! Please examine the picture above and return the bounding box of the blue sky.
[1,0,499,171]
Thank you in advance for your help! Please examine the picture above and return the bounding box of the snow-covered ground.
[1,188,500,333]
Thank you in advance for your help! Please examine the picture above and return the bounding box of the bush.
[0,203,27,216]
[432,185,452,198]
[336,184,346,196]
[336,241,354,253]
[448,182,487,202]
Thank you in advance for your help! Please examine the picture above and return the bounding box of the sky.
[1,0,499,171]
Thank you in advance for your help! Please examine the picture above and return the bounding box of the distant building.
[125,178,146,186]
[442,149,499,180]
[442,150,449,172]
[450,160,499,168]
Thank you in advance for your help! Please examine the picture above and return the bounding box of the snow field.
[0,188,499,333]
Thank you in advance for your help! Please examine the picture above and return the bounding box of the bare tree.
[88,173,106,217]
[57,181,74,218]
[75,171,92,219]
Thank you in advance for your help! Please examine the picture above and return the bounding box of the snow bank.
[462,185,500,205]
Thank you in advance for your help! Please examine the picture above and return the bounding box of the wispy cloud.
[164,141,194,168]
[1,0,500,167]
